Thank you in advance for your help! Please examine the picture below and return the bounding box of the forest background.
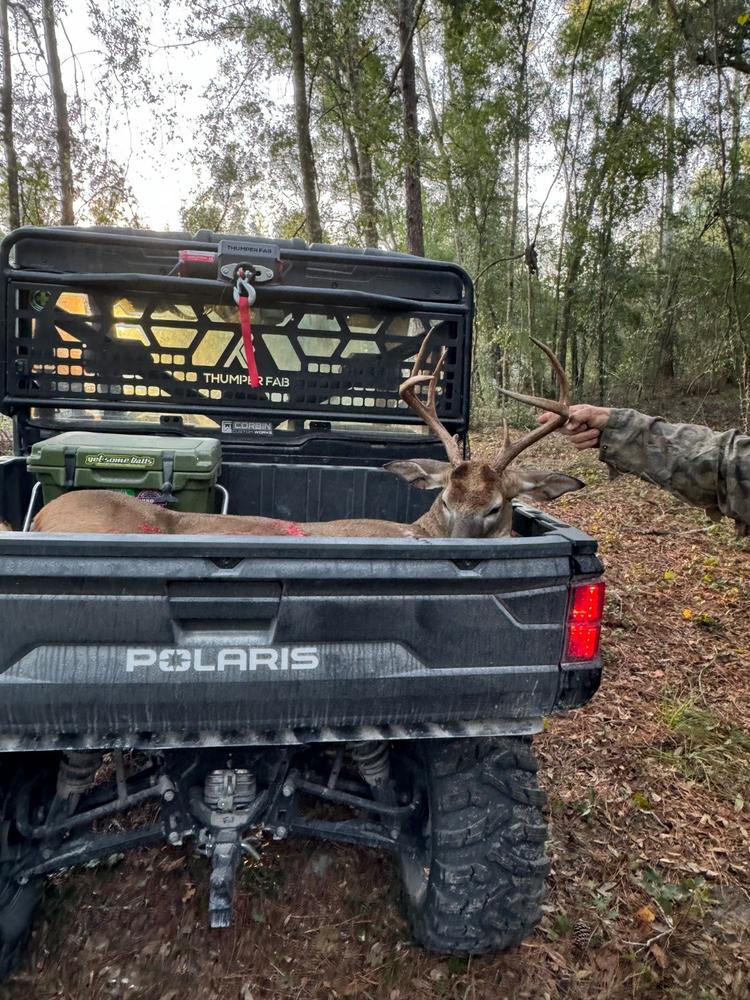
[2,0,750,428]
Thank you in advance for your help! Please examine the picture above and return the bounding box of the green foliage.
[637,866,713,917]
[180,143,256,234]
[546,912,573,941]
[630,791,652,811]
[584,878,619,922]
[654,697,750,800]
[2,0,749,425]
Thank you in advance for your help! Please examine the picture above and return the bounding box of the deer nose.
[450,515,485,539]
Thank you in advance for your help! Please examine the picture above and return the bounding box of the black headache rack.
[0,227,473,462]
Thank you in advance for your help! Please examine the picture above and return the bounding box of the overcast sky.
[56,2,560,238]
[63,3,241,229]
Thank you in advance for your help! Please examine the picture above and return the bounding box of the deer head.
[385,335,584,538]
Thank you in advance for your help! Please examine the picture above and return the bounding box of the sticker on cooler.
[83,453,157,468]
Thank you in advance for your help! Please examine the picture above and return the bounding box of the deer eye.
[486,503,502,518]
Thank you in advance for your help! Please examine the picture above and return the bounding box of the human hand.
[538,403,611,450]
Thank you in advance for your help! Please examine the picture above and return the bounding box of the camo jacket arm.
[598,408,750,530]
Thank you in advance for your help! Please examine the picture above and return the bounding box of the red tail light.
[564,581,605,662]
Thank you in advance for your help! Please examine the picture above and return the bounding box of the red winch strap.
[238,292,260,389]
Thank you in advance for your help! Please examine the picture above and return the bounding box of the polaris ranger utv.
[0,226,604,980]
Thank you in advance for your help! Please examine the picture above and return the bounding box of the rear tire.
[396,736,549,954]
[0,877,42,982]
[0,758,56,983]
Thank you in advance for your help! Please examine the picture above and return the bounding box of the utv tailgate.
[0,532,601,750]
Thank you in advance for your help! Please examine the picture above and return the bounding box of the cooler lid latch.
[160,452,178,504]
[63,448,76,490]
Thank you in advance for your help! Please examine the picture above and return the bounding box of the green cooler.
[27,432,222,512]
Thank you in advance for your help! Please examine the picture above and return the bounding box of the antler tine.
[409,326,436,381]
[427,346,447,409]
[497,337,569,415]
[400,333,462,467]
[494,337,570,472]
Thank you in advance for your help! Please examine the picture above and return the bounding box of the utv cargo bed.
[0,457,600,750]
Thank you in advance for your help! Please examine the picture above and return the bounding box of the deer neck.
[411,496,444,537]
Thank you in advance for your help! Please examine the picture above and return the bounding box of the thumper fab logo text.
[126,646,320,673]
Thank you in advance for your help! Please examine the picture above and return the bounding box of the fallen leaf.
[650,942,668,969]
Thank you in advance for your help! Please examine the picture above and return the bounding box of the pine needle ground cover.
[0,429,748,1000]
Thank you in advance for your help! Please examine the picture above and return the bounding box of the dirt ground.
[1,427,749,1000]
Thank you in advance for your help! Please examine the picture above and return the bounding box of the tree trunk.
[506,0,534,326]
[288,0,323,243]
[558,246,583,377]
[657,55,676,381]
[0,0,19,229]
[343,121,363,220]
[357,145,378,246]
[342,117,378,248]
[417,27,462,260]
[397,0,424,256]
[729,71,741,187]
[42,0,74,224]
[558,129,610,384]
[595,215,613,404]
[506,130,520,326]
[551,184,570,357]
[342,53,378,247]
[570,312,579,392]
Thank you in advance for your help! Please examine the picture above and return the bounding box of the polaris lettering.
[125,646,319,673]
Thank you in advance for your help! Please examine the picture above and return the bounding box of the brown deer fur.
[33,489,417,538]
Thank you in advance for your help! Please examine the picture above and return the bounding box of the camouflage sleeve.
[599,408,750,530]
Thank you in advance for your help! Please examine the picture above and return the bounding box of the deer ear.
[384,459,453,490]
[514,469,586,501]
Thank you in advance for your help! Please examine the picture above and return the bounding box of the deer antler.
[400,332,462,467]
[494,337,570,472]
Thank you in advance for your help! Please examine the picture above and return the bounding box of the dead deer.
[32,488,416,537]
[34,336,582,539]
[382,334,584,537]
